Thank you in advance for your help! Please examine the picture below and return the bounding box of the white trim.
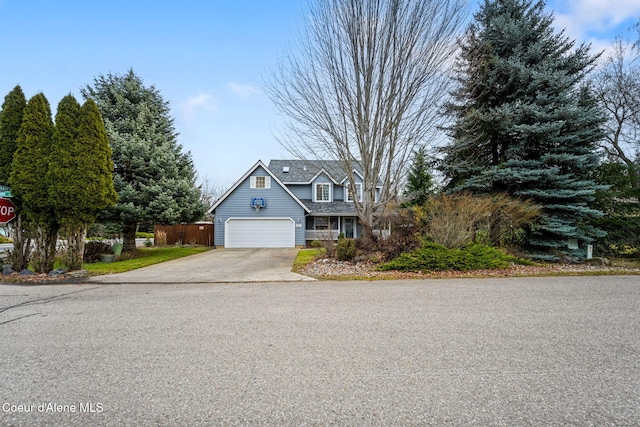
[345,182,363,202]
[209,160,310,214]
[313,182,332,202]
[224,217,295,248]
[339,169,365,184]
[309,168,339,185]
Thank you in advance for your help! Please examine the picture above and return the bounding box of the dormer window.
[346,183,362,202]
[315,183,331,202]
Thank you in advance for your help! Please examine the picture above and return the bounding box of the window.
[346,183,362,202]
[250,176,270,189]
[314,217,329,230]
[315,183,331,202]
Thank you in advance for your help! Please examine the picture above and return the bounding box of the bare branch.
[265,0,466,232]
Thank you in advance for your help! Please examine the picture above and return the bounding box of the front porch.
[305,216,360,241]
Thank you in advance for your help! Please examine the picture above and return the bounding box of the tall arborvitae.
[10,93,57,272]
[48,96,117,270]
[0,86,26,185]
[441,0,606,259]
[0,86,31,270]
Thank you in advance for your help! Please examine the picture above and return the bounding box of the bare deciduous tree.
[265,0,466,237]
[198,175,228,215]
[592,39,640,172]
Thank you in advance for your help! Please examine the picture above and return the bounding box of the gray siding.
[214,165,306,246]
[287,184,312,200]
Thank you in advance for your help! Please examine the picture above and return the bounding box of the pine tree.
[82,70,205,252]
[47,96,117,270]
[9,93,58,272]
[404,146,435,206]
[0,86,31,270]
[441,0,606,259]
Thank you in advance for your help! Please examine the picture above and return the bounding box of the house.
[209,159,380,248]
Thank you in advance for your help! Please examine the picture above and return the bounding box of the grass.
[83,246,211,275]
[292,248,325,273]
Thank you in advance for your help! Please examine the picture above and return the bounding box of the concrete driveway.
[88,248,315,284]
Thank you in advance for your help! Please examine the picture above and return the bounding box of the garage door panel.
[225,218,294,248]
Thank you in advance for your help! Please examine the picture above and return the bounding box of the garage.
[225,218,295,248]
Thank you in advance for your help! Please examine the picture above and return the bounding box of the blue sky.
[1,0,639,187]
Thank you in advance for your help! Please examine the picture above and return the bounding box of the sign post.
[0,198,16,224]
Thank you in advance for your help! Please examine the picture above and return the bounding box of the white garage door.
[225,218,295,248]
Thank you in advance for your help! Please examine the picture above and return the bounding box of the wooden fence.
[154,223,215,247]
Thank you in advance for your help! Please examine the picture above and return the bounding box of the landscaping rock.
[48,268,66,277]
[65,269,89,279]
[585,257,610,266]
[3,264,15,275]
[19,269,35,275]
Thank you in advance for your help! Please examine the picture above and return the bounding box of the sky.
[0,0,639,188]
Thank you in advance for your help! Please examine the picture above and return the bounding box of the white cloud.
[549,0,640,42]
[180,93,218,121]
[228,82,262,99]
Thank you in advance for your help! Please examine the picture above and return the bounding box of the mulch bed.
[1,270,90,284]
[301,258,640,280]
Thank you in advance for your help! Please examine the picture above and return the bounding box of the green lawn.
[292,248,324,273]
[84,246,211,275]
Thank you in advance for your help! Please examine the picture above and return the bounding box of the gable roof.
[269,160,364,184]
[208,160,310,214]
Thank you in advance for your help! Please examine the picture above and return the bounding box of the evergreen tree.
[9,93,57,272]
[47,96,117,270]
[404,146,435,206]
[0,86,31,270]
[0,86,26,184]
[441,0,606,258]
[82,70,205,252]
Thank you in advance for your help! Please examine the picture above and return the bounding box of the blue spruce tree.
[441,0,606,259]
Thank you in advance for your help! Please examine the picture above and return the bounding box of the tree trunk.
[9,214,32,271]
[32,224,59,273]
[122,222,138,253]
[64,225,87,271]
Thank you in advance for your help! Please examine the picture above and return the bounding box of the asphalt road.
[1,276,638,426]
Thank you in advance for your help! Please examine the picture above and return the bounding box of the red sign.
[0,198,16,223]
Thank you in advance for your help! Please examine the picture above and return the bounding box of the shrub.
[336,238,356,261]
[144,238,153,247]
[423,192,540,249]
[377,242,529,272]
[322,239,336,259]
[83,241,113,263]
[591,215,640,258]
[136,232,154,239]
[308,240,323,248]
[0,235,12,244]
[375,207,423,261]
[155,230,167,246]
